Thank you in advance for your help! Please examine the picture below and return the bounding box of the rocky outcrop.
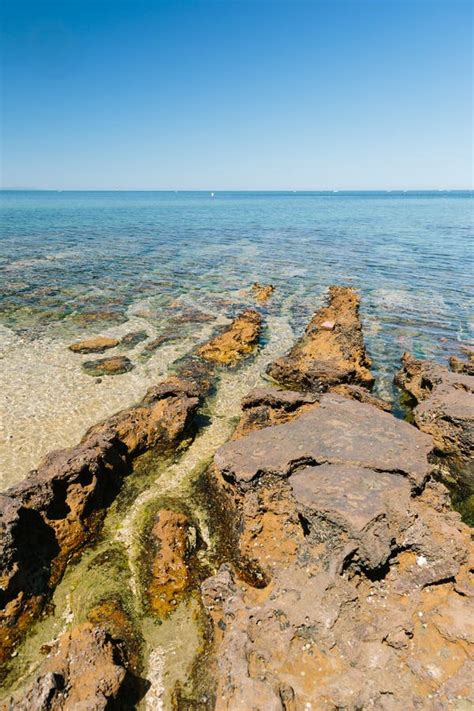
[395,352,474,486]
[267,286,374,391]
[252,283,274,303]
[68,336,120,354]
[0,379,200,667]
[147,509,196,617]
[450,348,474,376]
[82,355,134,376]
[4,623,129,710]
[201,392,473,710]
[197,309,262,365]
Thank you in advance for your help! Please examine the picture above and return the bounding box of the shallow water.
[0,190,472,488]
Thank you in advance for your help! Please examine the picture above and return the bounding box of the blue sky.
[0,0,472,190]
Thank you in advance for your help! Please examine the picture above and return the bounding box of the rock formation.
[267,286,374,391]
[201,390,473,710]
[197,309,262,366]
[147,509,196,617]
[395,352,474,487]
[68,336,120,353]
[4,624,130,710]
[252,283,275,303]
[82,355,134,376]
[0,378,199,667]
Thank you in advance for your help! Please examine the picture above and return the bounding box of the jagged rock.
[197,309,262,365]
[120,330,149,349]
[0,379,199,666]
[267,286,374,391]
[395,352,474,486]
[141,331,178,355]
[6,624,128,710]
[216,393,433,489]
[450,351,474,376]
[252,283,274,303]
[81,355,134,376]
[331,383,391,411]
[147,509,196,616]
[233,387,319,438]
[68,336,120,354]
[200,392,473,710]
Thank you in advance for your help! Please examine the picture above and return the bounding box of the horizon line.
[1,187,473,193]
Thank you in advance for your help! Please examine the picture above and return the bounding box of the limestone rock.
[395,352,474,486]
[197,309,262,365]
[82,355,134,376]
[233,387,319,438]
[68,336,120,354]
[7,624,128,710]
[267,286,374,391]
[0,379,199,666]
[200,390,473,710]
[450,350,474,376]
[216,393,433,489]
[251,282,274,303]
[147,509,195,616]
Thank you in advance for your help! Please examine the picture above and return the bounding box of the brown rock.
[252,282,274,303]
[0,378,199,667]
[331,383,391,411]
[450,351,474,376]
[267,286,374,391]
[395,352,474,486]
[216,393,433,489]
[6,623,128,710]
[82,355,134,376]
[68,336,120,354]
[197,309,262,365]
[233,387,319,438]
[147,509,195,617]
[199,391,473,710]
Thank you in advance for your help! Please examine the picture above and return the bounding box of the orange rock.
[68,336,120,353]
[197,309,262,365]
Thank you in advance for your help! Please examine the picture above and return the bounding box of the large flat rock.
[215,393,433,488]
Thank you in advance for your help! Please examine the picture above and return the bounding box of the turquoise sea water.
[1,190,473,397]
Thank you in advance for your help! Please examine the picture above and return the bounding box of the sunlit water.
[1,190,472,488]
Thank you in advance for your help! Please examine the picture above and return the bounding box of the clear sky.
[0,0,472,190]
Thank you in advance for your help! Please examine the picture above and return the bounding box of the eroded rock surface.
[252,283,275,303]
[147,509,196,617]
[4,623,129,710]
[0,378,199,666]
[396,352,474,486]
[267,286,374,391]
[450,349,474,376]
[197,309,262,365]
[68,336,120,354]
[201,392,473,710]
[120,330,149,349]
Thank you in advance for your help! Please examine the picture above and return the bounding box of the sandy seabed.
[0,319,218,491]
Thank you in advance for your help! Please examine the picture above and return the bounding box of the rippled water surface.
[1,190,472,487]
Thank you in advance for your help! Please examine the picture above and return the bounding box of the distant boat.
[211,192,215,197]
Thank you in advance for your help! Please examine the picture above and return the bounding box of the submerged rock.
[82,355,134,376]
[252,282,274,303]
[68,336,120,354]
[201,390,473,710]
[0,378,199,667]
[147,509,196,617]
[267,285,374,391]
[197,309,262,366]
[120,330,149,349]
[395,352,474,486]
[6,623,129,710]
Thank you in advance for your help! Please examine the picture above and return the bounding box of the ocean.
[1,190,472,487]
